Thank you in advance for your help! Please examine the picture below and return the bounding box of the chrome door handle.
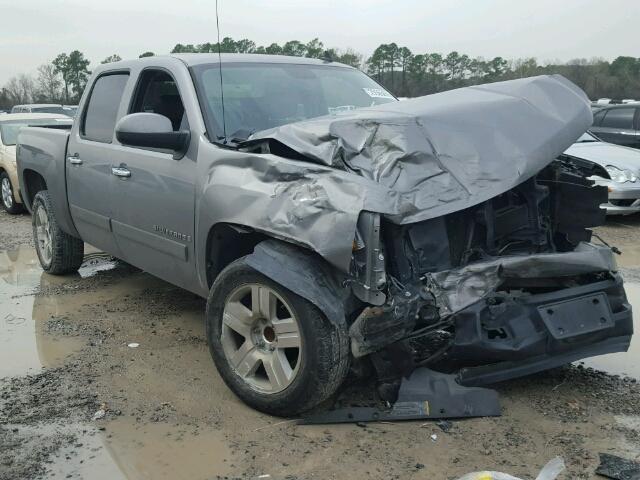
[111,166,131,178]
[67,156,83,165]
[619,131,637,135]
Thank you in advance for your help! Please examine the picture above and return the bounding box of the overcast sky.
[0,0,638,85]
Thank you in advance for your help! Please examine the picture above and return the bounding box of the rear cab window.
[81,73,129,143]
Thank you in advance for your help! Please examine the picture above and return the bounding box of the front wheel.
[32,190,84,274]
[206,259,350,416]
[1,171,23,214]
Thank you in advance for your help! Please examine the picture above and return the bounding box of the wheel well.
[206,224,268,287]
[22,169,47,209]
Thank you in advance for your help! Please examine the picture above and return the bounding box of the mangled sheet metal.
[427,242,618,315]
[248,74,592,225]
[300,368,501,424]
[205,75,592,273]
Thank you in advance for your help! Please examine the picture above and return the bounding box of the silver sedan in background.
[564,132,640,215]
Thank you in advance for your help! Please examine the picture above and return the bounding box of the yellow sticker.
[423,400,430,416]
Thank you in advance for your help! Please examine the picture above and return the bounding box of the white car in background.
[0,113,72,213]
[564,132,640,215]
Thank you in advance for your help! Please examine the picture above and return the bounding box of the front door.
[66,72,130,256]
[109,69,197,291]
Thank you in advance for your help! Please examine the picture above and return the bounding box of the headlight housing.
[605,165,638,183]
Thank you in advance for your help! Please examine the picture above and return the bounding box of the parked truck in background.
[16,54,633,416]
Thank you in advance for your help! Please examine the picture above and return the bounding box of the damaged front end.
[231,74,633,419]
[348,158,633,397]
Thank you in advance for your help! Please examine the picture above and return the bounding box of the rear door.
[591,107,639,147]
[66,72,129,256]
[109,68,197,290]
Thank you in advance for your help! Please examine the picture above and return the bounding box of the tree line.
[0,51,150,108]
[2,37,639,110]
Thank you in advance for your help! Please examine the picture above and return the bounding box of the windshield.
[577,132,599,143]
[0,118,71,145]
[192,62,397,141]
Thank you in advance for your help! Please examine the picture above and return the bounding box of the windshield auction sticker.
[363,87,395,99]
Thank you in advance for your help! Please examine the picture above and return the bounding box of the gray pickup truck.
[17,54,633,416]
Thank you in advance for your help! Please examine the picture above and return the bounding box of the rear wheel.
[206,259,350,416]
[1,171,22,214]
[32,190,84,274]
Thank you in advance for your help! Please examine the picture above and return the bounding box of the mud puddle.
[0,247,80,377]
[37,420,234,480]
[0,245,241,479]
[579,282,640,380]
[0,246,118,378]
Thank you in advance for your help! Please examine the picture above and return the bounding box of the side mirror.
[115,113,189,159]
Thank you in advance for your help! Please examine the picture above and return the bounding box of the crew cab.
[16,55,633,416]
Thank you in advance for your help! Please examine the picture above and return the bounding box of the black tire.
[32,190,84,275]
[1,171,23,214]
[206,258,350,416]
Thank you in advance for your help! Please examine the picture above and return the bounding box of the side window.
[130,70,186,131]
[600,108,635,129]
[82,73,129,143]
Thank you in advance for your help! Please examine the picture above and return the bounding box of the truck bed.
[17,127,78,237]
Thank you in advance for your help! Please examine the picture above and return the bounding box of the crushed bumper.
[453,275,632,385]
[350,243,633,385]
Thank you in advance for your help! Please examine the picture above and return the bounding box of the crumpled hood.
[249,74,592,223]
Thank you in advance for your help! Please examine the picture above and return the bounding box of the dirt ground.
[1,208,639,480]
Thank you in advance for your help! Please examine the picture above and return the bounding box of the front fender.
[245,239,349,329]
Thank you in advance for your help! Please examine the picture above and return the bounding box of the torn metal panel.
[596,453,640,480]
[350,211,387,305]
[349,289,421,358]
[300,368,500,424]
[427,242,617,315]
[195,142,377,272]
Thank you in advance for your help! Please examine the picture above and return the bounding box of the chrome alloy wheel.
[1,177,12,209]
[221,283,303,393]
[35,203,53,266]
